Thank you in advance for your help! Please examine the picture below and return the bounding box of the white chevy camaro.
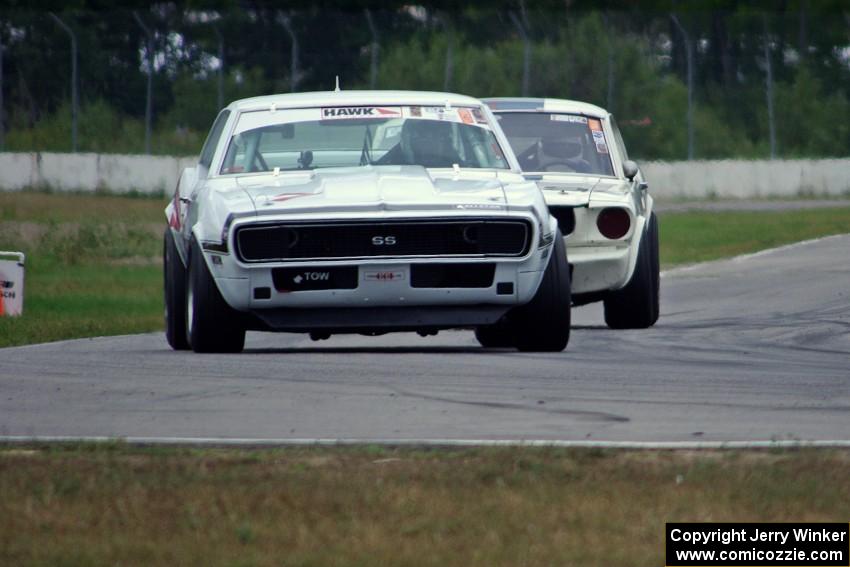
[164,90,571,353]
[484,97,660,329]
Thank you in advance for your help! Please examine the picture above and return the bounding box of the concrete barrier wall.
[642,158,850,199]
[0,152,197,195]
[1,152,848,199]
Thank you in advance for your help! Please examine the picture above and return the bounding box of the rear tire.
[603,212,660,329]
[507,230,571,352]
[163,229,190,350]
[185,238,246,353]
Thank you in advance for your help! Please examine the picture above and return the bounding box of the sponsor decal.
[591,128,609,153]
[0,280,13,306]
[458,108,475,125]
[551,114,588,124]
[273,266,358,292]
[401,106,492,129]
[271,192,313,202]
[321,106,402,119]
[293,272,330,284]
[471,107,489,124]
[422,106,456,121]
[456,203,503,210]
[364,270,405,282]
[0,265,22,316]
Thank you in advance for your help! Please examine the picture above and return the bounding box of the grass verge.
[1,444,848,567]
[0,192,165,347]
[1,191,850,347]
[659,206,850,267]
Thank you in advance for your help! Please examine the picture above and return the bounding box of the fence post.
[763,15,777,159]
[439,13,454,91]
[132,11,154,155]
[604,12,615,112]
[670,13,694,160]
[365,9,379,89]
[49,12,78,153]
[279,12,299,93]
[0,31,4,151]
[213,25,224,109]
[509,1,531,97]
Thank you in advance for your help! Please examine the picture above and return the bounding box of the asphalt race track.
[1,235,848,444]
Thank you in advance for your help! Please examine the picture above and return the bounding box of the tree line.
[0,0,848,160]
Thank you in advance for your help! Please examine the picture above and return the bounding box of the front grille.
[235,219,531,262]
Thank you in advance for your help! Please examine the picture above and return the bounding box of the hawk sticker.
[321,107,402,119]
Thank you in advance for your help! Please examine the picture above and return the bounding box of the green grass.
[1,191,849,348]
[659,206,850,267]
[1,444,848,566]
[0,192,166,347]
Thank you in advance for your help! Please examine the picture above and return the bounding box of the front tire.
[474,324,514,348]
[185,238,246,353]
[163,228,190,350]
[507,230,572,352]
[603,212,660,329]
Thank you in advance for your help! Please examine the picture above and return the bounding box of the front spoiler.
[247,305,511,333]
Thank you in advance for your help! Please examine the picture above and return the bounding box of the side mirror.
[622,160,639,181]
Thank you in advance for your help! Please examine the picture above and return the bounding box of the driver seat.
[400,120,458,168]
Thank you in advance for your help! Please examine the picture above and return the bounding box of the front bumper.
[212,259,548,310]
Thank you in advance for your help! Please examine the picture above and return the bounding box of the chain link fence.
[0,5,847,160]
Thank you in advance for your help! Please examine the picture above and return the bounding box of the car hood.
[530,174,628,206]
[193,167,549,246]
[232,166,527,216]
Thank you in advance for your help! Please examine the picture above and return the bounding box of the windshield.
[495,112,614,176]
[220,105,509,174]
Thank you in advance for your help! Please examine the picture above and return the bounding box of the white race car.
[484,98,660,329]
[164,90,571,353]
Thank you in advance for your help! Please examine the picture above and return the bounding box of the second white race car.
[485,97,660,329]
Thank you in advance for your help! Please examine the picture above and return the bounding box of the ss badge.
[371,236,397,246]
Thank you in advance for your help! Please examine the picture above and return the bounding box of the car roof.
[482,97,609,118]
[229,90,486,112]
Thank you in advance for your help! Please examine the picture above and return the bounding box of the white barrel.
[0,251,25,316]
